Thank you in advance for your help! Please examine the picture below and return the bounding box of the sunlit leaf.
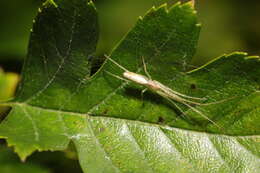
[0,0,259,172]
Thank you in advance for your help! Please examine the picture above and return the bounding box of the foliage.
[0,0,259,172]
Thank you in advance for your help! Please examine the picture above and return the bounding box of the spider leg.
[181,101,222,130]
[105,54,129,72]
[141,56,152,79]
[104,70,130,83]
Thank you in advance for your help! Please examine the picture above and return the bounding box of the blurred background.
[0,0,259,172]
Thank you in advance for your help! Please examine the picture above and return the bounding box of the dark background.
[0,0,259,172]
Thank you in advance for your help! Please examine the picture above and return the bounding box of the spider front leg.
[141,56,152,80]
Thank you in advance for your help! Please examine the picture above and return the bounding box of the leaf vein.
[20,105,40,142]
[124,123,155,172]
[24,9,77,103]
[88,119,121,173]
[87,81,129,114]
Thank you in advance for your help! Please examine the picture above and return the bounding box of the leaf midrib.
[4,101,258,138]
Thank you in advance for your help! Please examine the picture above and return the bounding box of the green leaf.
[0,0,259,172]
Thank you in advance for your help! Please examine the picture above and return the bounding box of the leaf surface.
[0,0,259,172]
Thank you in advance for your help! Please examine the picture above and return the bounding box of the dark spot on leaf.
[99,127,105,132]
[158,116,165,123]
[190,83,196,89]
[102,109,109,115]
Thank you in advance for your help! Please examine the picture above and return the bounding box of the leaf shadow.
[123,86,201,126]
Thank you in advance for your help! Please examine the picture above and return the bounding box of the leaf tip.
[87,0,96,10]
[38,8,42,13]
[1,139,33,162]
[175,1,182,6]
[196,23,202,28]
[185,0,195,9]
[138,16,143,21]
[150,5,157,13]
[43,0,58,8]
[244,55,260,61]
[225,51,248,58]
[144,5,162,17]
[157,3,168,10]
[167,1,198,17]
[145,3,169,15]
